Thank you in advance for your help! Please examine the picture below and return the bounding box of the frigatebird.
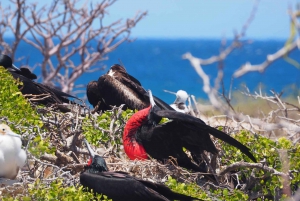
[86,64,174,112]
[0,124,27,179]
[80,139,199,201]
[0,54,78,105]
[123,90,256,174]
[166,90,190,113]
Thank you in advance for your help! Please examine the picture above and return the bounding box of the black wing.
[80,171,170,201]
[137,178,200,201]
[154,110,256,162]
[87,81,102,107]
[10,72,79,105]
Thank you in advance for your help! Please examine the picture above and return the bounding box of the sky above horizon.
[106,0,299,39]
[2,0,299,39]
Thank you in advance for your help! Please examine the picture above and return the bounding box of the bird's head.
[83,139,108,173]
[0,54,21,72]
[0,124,21,138]
[19,67,37,80]
[174,90,189,104]
[107,64,127,78]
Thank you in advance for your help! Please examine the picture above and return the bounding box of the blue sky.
[105,0,298,39]
[2,0,299,39]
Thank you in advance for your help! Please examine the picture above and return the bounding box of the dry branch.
[0,0,147,94]
[219,162,289,177]
[233,38,300,78]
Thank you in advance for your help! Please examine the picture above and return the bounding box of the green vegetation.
[166,176,249,201]
[1,66,299,200]
[2,179,107,201]
[165,131,300,200]
[0,67,105,200]
[0,66,43,129]
[82,108,134,152]
[0,66,52,157]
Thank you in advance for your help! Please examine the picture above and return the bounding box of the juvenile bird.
[169,90,190,113]
[0,124,27,179]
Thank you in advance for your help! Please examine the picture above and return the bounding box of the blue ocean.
[10,38,300,104]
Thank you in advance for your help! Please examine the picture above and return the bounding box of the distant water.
[8,38,300,104]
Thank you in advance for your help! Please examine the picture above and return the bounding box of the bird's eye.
[2,128,5,131]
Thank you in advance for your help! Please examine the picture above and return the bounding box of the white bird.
[0,124,27,179]
[164,90,200,116]
[164,90,189,113]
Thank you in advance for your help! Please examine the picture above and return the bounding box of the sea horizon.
[4,38,300,105]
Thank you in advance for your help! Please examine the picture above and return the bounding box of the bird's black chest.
[136,122,184,160]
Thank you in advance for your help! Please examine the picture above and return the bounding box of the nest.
[1,100,295,200]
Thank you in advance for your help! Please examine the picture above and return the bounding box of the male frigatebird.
[0,124,27,179]
[0,54,78,105]
[80,139,199,201]
[87,64,173,112]
[123,90,256,174]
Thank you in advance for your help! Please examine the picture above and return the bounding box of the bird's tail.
[206,126,257,163]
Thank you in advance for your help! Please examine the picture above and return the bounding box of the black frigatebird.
[86,64,174,112]
[80,139,200,201]
[123,90,256,174]
[0,54,79,105]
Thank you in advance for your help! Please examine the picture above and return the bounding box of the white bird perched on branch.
[0,124,27,179]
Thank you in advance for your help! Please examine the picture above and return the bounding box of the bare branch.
[0,0,147,94]
[219,161,288,177]
[233,38,300,78]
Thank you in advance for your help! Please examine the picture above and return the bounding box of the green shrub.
[166,176,249,201]
[220,130,300,199]
[2,179,109,201]
[0,66,43,128]
[82,108,134,149]
[0,66,53,156]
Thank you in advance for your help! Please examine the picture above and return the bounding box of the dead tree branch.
[0,0,147,93]
[233,38,300,78]
[219,161,289,178]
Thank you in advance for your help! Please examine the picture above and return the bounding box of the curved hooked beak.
[83,139,95,158]
[147,90,156,107]
[11,64,21,72]
[7,131,21,138]
[163,89,177,95]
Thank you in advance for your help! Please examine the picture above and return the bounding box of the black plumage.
[80,139,200,201]
[123,90,256,174]
[0,54,78,105]
[86,64,173,111]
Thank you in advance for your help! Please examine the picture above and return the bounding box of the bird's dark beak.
[83,139,95,158]
[147,90,156,107]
